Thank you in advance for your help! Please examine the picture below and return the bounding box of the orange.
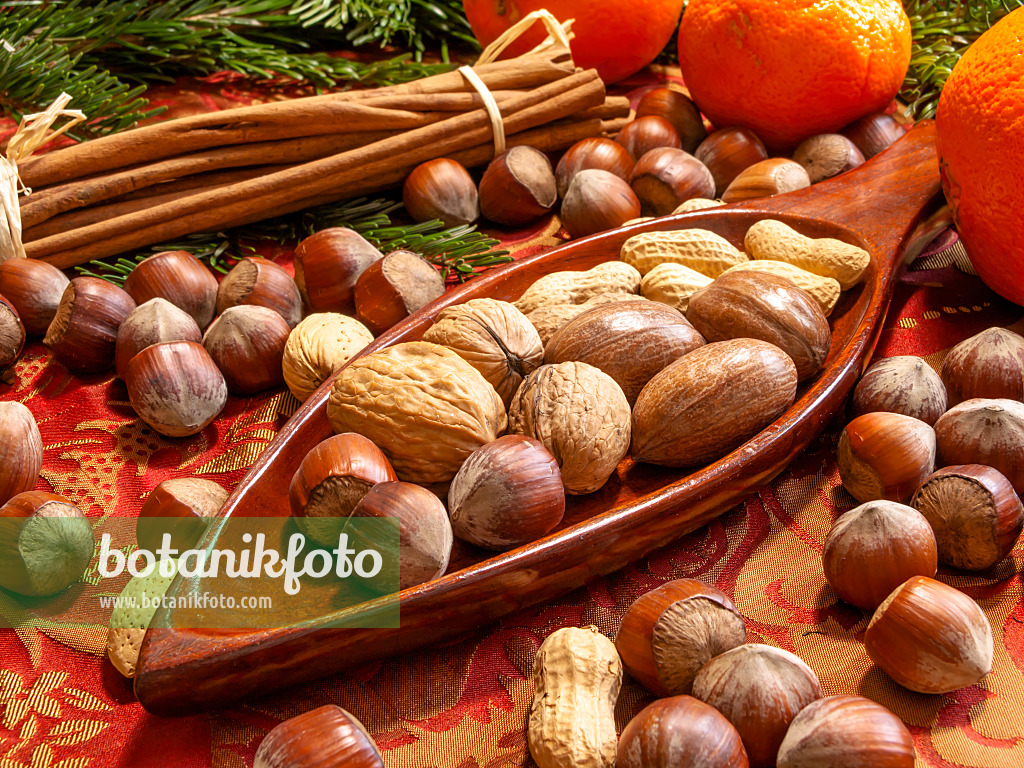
[936,8,1024,307]
[462,0,684,84]
[677,0,911,151]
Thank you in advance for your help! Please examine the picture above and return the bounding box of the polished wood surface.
[135,122,943,714]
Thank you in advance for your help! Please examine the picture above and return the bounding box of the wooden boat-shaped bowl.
[136,122,943,714]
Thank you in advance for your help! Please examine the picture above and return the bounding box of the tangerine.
[936,8,1024,307]
[462,0,684,84]
[677,0,911,151]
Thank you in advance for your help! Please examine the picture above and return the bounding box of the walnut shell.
[632,338,798,467]
[508,362,631,495]
[545,301,705,404]
[282,313,374,402]
[327,341,507,484]
[934,398,1024,496]
[513,262,641,315]
[422,298,543,407]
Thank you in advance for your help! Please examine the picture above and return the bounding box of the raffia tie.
[458,10,575,159]
[1,89,86,261]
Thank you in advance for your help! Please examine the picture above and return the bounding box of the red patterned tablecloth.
[1,66,1023,768]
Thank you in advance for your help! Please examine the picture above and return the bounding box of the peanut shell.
[620,228,748,277]
[514,261,641,315]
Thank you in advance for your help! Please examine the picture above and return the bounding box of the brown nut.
[402,157,479,227]
[115,298,203,381]
[792,133,865,183]
[851,355,948,425]
[555,137,635,198]
[508,361,630,495]
[125,341,228,438]
[616,115,683,162]
[629,147,715,216]
[254,705,383,768]
[776,694,915,768]
[282,313,374,402]
[686,270,831,382]
[0,401,43,506]
[631,338,798,467]
[696,127,769,196]
[203,305,291,394]
[911,464,1024,571]
[136,478,227,552]
[478,145,556,226]
[560,169,642,238]
[44,277,137,373]
[0,258,69,337]
[448,435,564,550]
[822,500,938,610]
[123,250,219,329]
[837,412,936,503]
[0,293,25,383]
[293,228,384,315]
[615,578,747,696]
[841,113,905,159]
[692,644,822,768]
[934,398,1024,495]
[288,432,397,546]
[421,297,543,407]
[545,300,705,404]
[941,326,1024,405]
[354,250,445,336]
[722,158,812,203]
[635,88,707,153]
[216,256,302,328]
[617,695,750,768]
[865,575,993,694]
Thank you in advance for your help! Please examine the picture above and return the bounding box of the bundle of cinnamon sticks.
[18,46,630,269]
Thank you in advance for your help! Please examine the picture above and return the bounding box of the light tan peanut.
[744,219,870,290]
[673,198,724,213]
[623,216,656,226]
[528,293,647,344]
[640,262,714,312]
[721,259,842,316]
[528,626,622,768]
[514,261,641,315]
[620,228,748,276]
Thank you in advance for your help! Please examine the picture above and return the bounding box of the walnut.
[422,298,543,406]
[508,362,631,494]
[282,313,374,401]
[327,341,507,484]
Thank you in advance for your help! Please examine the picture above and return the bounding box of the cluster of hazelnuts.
[401,87,905,242]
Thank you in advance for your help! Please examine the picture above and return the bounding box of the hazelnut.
[822,500,938,610]
[0,293,25,383]
[837,412,936,503]
[125,341,228,438]
[478,145,556,226]
[293,228,384,315]
[615,115,683,161]
[0,491,93,597]
[281,313,374,402]
[545,300,705,404]
[402,157,479,227]
[559,169,641,238]
[629,147,715,216]
[692,644,822,768]
[792,133,865,183]
[776,694,915,768]
[617,695,749,768]
[615,578,746,696]
[696,127,769,196]
[123,250,218,329]
[44,276,137,373]
[448,435,564,550]
[354,250,445,336]
[254,705,383,768]
[136,478,227,552]
[934,398,1024,495]
[865,575,993,694]
[722,158,812,203]
[0,401,43,506]
[555,137,635,198]
[0,258,69,336]
[841,113,904,159]
[850,355,948,425]
[216,256,303,328]
[635,88,707,153]
[115,298,203,381]
[288,433,397,546]
[203,305,291,394]
[911,464,1024,571]
[941,326,1024,404]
